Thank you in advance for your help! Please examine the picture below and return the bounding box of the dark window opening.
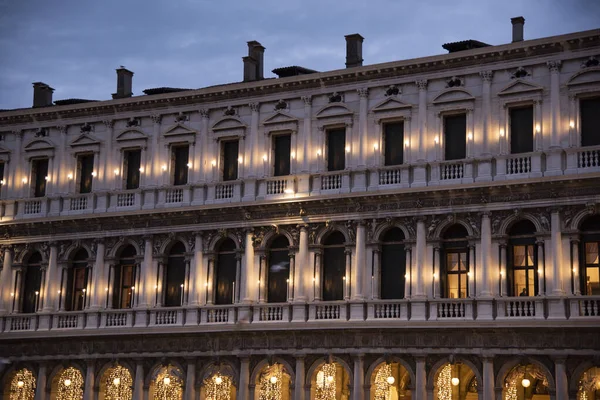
[267,235,290,303]
[380,228,406,299]
[222,141,239,181]
[322,231,346,301]
[77,154,94,193]
[22,252,43,314]
[581,97,600,147]
[66,249,89,311]
[124,149,141,189]
[31,158,49,198]
[216,239,237,304]
[327,129,345,171]
[273,134,291,176]
[507,220,538,296]
[172,146,189,186]
[444,114,467,161]
[510,106,534,154]
[164,242,186,307]
[113,245,136,309]
[384,122,404,166]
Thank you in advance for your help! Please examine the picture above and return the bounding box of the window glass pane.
[216,252,237,304]
[32,159,48,197]
[79,154,94,193]
[586,267,600,295]
[526,245,535,266]
[125,149,141,189]
[448,275,459,298]
[586,242,599,264]
[273,135,291,176]
[510,106,534,154]
[268,249,289,302]
[459,252,468,271]
[173,146,189,186]
[22,264,42,313]
[327,129,345,171]
[447,253,459,271]
[384,122,404,166]
[323,245,345,301]
[527,269,535,296]
[222,141,239,181]
[444,114,466,160]
[514,270,528,296]
[581,97,600,147]
[459,274,467,298]
[380,243,406,299]
[165,255,185,307]
[513,246,526,266]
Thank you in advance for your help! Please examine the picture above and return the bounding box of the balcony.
[206,181,242,204]
[369,165,410,190]
[258,176,296,199]
[496,152,544,179]
[566,144,600,174]
[311,171,350,195]
[429,298,475,320]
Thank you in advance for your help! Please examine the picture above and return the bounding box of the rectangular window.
[444,114,466,161]
[446,251,468,298]
[512,244,536,296]
[581,97,600,147]
[273,134,291,176]
[78,154,94,193]
[31,158,49,198]
[112,264,135,309]
[222,140,239,181]
[384,122,404,166]
[327,128,345,171]
[172,145,189,186]
[585,242,600,295]
[124,149,141,190]
[510,106,534,154]
[68,267,88,311]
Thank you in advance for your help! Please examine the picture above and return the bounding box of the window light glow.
[262,154,268,161]
[467,132,473,140]
[316,149,322,156]
[569,120,575,129]
[500,128,505,137]
[161,164,167,171]
[373,143,378,151]
[238,156,243,164]
[114,169,119,175]
[44,176,49,181]
[211,160,217,167]
[22,177,27,184]
[291,151,296,159]
[535,124,541,133]
[434,136,439,144]
[139,167,144,173]
[345,146,351,153]
[405,140,410,147]
[67,173,73,180]
[91,171,97,177]
[0,180,4,185]
[187,162,192,168]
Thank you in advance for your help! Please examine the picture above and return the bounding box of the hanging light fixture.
[270,376,278,384]
[163,376,171,385]
[215,375,223,385]
[521,378,531,388]
[64,379,72,387]
[113,377,121,386]
[17,380,25,388]
[451,377,460,386]
[387,376,395,385]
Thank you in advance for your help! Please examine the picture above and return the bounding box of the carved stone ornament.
[301,95,312,106]
[35,128,48,137]
[329,92,343,103]
[80,123,94,134]
[151,114,162,124]
[446,76,463,88]
[466,214,481,236]
[546,60,562,73]
[415,79,428,90]
[249,102,259,113]
[199,108,209,119]
[102,120,114,129]
[274,99,287,111]
[511,66,529,79]
[126,117,141,127]
[357,88,369,98]
[479,71,494,82]
[427,215,441,239]
[175,112,189,124]
[385,85,400,97]
[345,220,356,243]
[581,56,599,68]
[538,211,550,232]
[224,106,236,116]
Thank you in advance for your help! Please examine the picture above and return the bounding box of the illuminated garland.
[504,380,517,400]
[204,374,232,400]
[258,364,283,400]
[374,363,392,400]
[104,365,133,400]
[577,369,600,400]
[10,368,36,400]
[436,364,452,400]
[57,367,84,400]
[155,369,183,400]
[315,363,336,400]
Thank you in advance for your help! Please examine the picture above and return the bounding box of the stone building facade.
[0,17,599,400]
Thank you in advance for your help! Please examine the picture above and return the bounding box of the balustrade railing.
[430,299,474,319]
[570,296,600,317]
[69,195,88,211]
[117,192,136,207]
[165,188,184,204]
[506,155,532,174]
[379,167,403,186]
[215,184,234,200]
[266,179,288,195]
[496,297,544,319]
[577,147,600,168]
[254,304,289,322]
[367,300,408,320]
[440,162,464,180]
[53,312,85,329]
[23,200,42,215]
[321,173,342,190]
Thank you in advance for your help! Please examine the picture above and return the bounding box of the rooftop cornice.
[1,28,599,127]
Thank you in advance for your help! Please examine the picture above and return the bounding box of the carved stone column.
[499,241,507,297]
[405,245,412,299]
[548,61,562,148]
[414,356,426,400]
[416,80,428,162]
[90,240,105,310]
[482,357,494,400]
[35,363,47,400]
[242,230,254,303]
[344,249,352,300]
[432,246,440,298]
[294,356,305,400]
[414,219,426,297]
[353,354,365,400]
[189,233,203,307]
[301,96,312,173]
[354,221,366,300]
[480,71,493,156]
[372,247,381,300]
[357,88,369,168]
[288,252,295,302]
[295,225,308,301]
[554,357,569,400]
[206,255,215,305]
[83,361,95,400]
[537,240,546,296]
[133,361,144,400]
[184,359,196,400]
[571,238,581,295]
[314,250,322,301]
[0,246,14,314]
[238,357,250,400]
[550,210,565,295]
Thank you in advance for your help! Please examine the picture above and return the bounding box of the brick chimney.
[32,82,54,108]
[345,34,364,68]
[511,16,525,43]
[112,66,134,99]
[243,41,265,82]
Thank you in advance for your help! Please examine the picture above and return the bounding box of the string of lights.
[104,365,133,400]
[57,367,84,400]
[10,368,35,400]
[315,363,336,400]
[436,364,452,400]
[204,374,232,400]
[258,364,283,400]
[155,368,183,400]
[374,363,393,400]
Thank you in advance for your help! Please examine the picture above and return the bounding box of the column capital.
[415,80,428,91]
[102,119,115,129]
[301,95,312,106]
[151,114,162,125]
[199,109,209,119]
[480,70,494,82]
[357,88,369,98]
[547,60,562,73]
[249,102,259,113]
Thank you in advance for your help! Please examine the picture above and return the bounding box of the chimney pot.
[32,82,54,108]
[243,41,265,82]
[345,33,364,68]
[112,67,134,99]
[511,16,525,43]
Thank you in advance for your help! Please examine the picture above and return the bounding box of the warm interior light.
[433,273,437,279]
[161,165,167,171]
[17,381,24,388]
[373,143,378,151]
[64,379,72,387]
[22,177,27,184]
[535,124,541,133]
[521,378,531,388]
[286,279,290,283]
[343,276,346,281]
[179,284,183,288]
[451,377,460,386]
[10,292,14,297]
[67,173,73,180]
[345,146,350,153]
[211,160,217,167]
[139,167,144,173]
[82,288,86,293]
[500,128,505,137]
[387,376,395,385]
[257,280,261,284]
[105,287,108,291]
[262,154,268,161]
[290,151,296,159]
[270,376,278,384]
[57,290,61,294]
[537,269,542,274]
[316,149,322,156]
[573,267,577,273]
[467,272,472,277]
[163,376,171,385]
[91,171,97,177]
[500,270,504,276]
[215,376,223,385]
[405,274,409,279]
[238,156,243,164]
[0,180,4,185]
[113,377,120,386]
[35,291,39,295]
[434,136,439,144]
[467,132,473,140]
[404,140,409,147]
[44,176,49,181]
[155,285,159,289]
[131,286,134,291]
[569,120,575,129]
[114,169,119,175]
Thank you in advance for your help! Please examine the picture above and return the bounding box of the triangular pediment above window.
[69,134,102,148]
[497,79,544,96]
[115,129,149,143]
[211,117,247,132]
[24,138,56,152]
[371,98,413,112]
[432,88,475,104]
[262,112,299,126]
[315,104,354,119]
[163,123,197,137]
[567,67,600,86]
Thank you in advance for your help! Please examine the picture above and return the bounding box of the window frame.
[170,144,190,186]
[76,152,95,194]
[325,127,346,172]
[220,139,239,182]
[271,133,292,177]
[508,105,535,154]
[122,148,142,190]
[382,121,405,167]
[508,239,538,297]
[442,113,467,161]
[29,157,49,198]
[579,96,600,147]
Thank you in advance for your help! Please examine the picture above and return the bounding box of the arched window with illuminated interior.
[441,225,470,299]
[577,366,600,400]
[150,365,184,400]
[164,242,186,307]
[580,215,600,296]
[267,236,291,303]
[215,238,238,305]
[21,252,43,313]
[502,363,549,400]
[379,228,406,300]
[310,361,350,400]
[322,231,346,301]
[433,362,478,400]
[112,245,137,309]
[66,249,89,311]
[507,220,539,297]
[99,364,133,400]
[203,373,236,400]
[255,363,292,400]
[5,368,36,400]
[52,366,84,400]
[369,361,412,400]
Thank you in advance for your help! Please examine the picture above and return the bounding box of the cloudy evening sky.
[0,0,599,110]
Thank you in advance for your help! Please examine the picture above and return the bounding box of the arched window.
[508,220,538,297]
[100,364,133,400]
[8,368,36,400]
[22,252,43,314]
[380,228,406,300]
[441,224,470,299]
[151,366,183,400]
[165,242,186,307]
[216,239,237,305]
[55,367,84,400]
[66,249,89,311]
[310,362,350,400]
[267,235,290,303]
[580,215,600,296]
[113,245,136,309]
[322,231,346,301]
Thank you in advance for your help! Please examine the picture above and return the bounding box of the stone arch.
[159,238,192,256]
[426,356,482,393]
[305,356,353,387]
[107,238,143,259]
[570,361,598,394]
[207,232,244,253]
[365,356,415,389]
[58,241,94,264]
[572,207,599,231]
[47,361,86,391]
[315,224,353,245]
[197,361,239,389]
[372,221,413,242]
[498,212,544,236]
[258,228,295,251]
[494,357,556,394]
[433,218,476,240]
[0,362,38,390]
[315,103,354,119]
[94,360,135,392]
[14,245,49,265]
[250,357,296,388]
[144,360,186,388]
